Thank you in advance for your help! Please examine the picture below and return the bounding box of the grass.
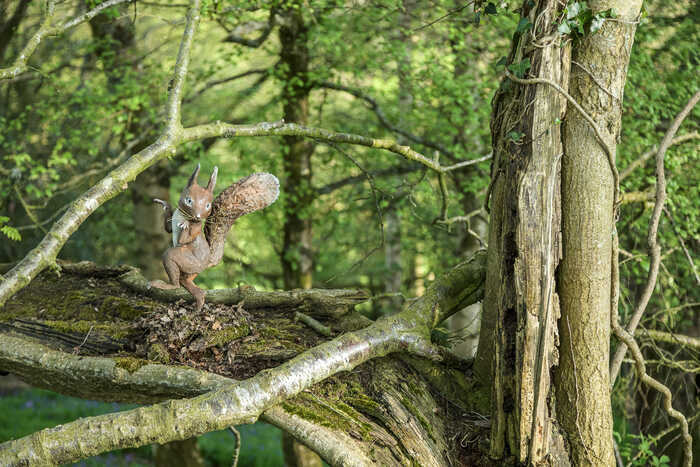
[0,387,284,466]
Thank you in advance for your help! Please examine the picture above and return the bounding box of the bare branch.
[316,164,421,196]
[610,89,700,383]
[620,132,699,181]
[185,67,270,102]
[318,81,462,161]
[610,315,693,466]
[639,328,700,352]
[295,311,332,336]
[182,121,452,173]
[663,207,700,285]
[0,0,202,307]
[0,0,134,80]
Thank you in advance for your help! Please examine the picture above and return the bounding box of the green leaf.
[485,2,497,15]
[507,130,525,142]
[558,21,572,35]
[516,17,532,34]
[567,2,583,19]
[1,225,21,242]
[508,58,531,78]
[590,16,605,33]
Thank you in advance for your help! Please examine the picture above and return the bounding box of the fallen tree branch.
[0,333,374,465]
[295,312,332,336]
[118,266,368,318]
[0,251,486,466]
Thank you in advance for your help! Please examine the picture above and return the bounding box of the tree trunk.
[279,6,320,464]
[475,0,643,464]
[280,2,314,292]
[555,2,642,466]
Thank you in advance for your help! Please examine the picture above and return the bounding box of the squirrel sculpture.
[149,163,279,311]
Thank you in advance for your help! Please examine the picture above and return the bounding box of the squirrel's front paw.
[178,221,188,229]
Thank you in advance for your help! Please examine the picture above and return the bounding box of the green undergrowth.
[0,386,284,466]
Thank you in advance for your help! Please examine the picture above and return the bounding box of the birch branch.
[0,333,373,465]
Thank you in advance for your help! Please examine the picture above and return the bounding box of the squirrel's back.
[205,173,280,268]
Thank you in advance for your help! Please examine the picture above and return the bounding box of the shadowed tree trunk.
[279,4,320,465]
[280,2,314,292]
[87,0,171,281]
[89,7,186,462]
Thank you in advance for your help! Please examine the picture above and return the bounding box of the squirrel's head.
[179,163,217,222]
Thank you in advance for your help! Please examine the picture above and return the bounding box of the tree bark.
[280,2,314,292]
[475,0,568,463]
[555,2,642,466]
[475,0,644,464]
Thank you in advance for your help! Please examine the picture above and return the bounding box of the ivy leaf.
[485,2,497,15]
[495,56,508,68]
[508,58,531,78]
[567,2,583,19]
[516,17,532,34]
[507,130,525,143]
[558,21,572,35]
[590,16,605,33]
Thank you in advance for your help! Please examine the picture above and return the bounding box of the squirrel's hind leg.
[180,273,205,311]
[149,248,182,290]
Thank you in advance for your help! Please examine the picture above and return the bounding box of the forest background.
[0,0,698,465]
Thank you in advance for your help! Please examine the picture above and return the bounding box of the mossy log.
[0,252,491,466]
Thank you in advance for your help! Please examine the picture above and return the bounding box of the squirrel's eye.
[185,197,192,206]
[206,203,211,210]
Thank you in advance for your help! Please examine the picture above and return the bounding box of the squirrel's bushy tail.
[205,173,279,268]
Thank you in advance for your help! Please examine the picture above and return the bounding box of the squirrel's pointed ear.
[207,166,218,192]
[187,163,201,188]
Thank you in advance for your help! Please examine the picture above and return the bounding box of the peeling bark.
[475,1,568,463]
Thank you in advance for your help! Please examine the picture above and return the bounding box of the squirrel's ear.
[206,166,218,192]
[186,163,201,188]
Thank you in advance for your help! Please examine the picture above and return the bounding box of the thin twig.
[294,312,331,337]
[572,61,619,103]
[620,132,699,181]
[610,89,700,384]
[228,426,241,467]
[663,207,700,286]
